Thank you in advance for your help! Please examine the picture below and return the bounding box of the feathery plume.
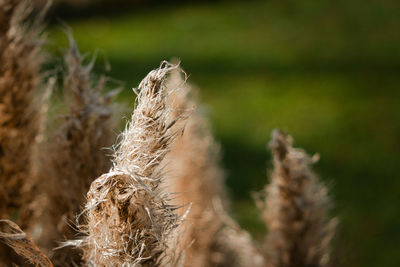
[0,1,49,264]
[0,0,48,221]
[257,129,337,267]
[35,37,116,264]
[163,70,265,267]
[163,69,225,266]
[70,62,187,266]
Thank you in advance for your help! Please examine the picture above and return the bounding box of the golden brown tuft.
[163,69,225,266]
[0,1,50,264]
[68,62,187,266]
[33,37,117,265]
[257,129,337,267]
[0,0,48,221]
[163,69,265,267]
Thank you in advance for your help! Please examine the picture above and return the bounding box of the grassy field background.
[49,1,400,266]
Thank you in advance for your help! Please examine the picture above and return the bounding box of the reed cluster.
[0,1,337,266]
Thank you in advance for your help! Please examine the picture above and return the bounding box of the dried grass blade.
[0,220,53,267]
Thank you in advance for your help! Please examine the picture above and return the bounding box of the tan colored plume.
[34,36,117,265]
[67,62,188,266]
[257,129,337,267]
[163,69,265,267]
[0,0,48,223]
[0,0,50,264]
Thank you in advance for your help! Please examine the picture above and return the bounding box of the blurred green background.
[47,0,400,266]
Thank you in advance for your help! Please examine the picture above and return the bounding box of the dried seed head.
[257,129,337,267]
[0,1,51,264]
[69,62,187,266]
[0,0,48,221]
[162,69,224,266]
[163,69,264,267]
[33,36,117,265]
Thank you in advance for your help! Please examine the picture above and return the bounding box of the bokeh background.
[46,1,400,266]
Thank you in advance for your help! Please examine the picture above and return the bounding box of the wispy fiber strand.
[37,37,116,265]
[258,129,337,267]
[163,70,265,267]
[70,62,187,266]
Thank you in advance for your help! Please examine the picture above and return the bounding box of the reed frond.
[257,129,337,267]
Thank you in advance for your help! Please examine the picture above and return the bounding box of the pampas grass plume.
[36,36,116,264]
[71,62,187,266]
[163,69,265,267]
[0,0,48,221]
[257,129,337,267]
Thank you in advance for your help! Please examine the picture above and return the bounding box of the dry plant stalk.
[69,62,187,266]
[0,219,53,267]
[0,0,48,221]
[258,129,337,267]
[163,70,265,267]
[35,37,116,264]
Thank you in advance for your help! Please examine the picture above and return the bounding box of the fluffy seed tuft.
[70,62,187,266]
[257,129,337,267]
